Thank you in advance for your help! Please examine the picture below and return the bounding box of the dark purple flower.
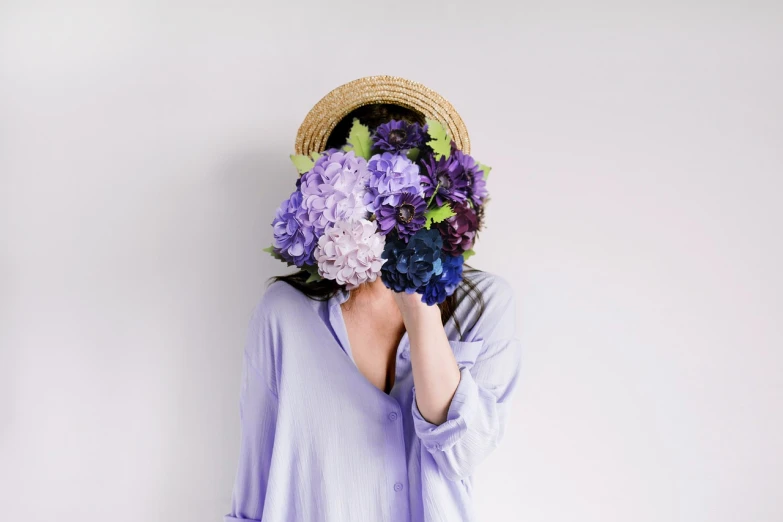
[420,154,469,207]
[435,202,479,255]
[271,189,318,266]
[420,253,464,305]
[453,149,488,206]
[381,228,443,293]
[475,201,486,232]
[373,119,428,152]
[376,192,427,240]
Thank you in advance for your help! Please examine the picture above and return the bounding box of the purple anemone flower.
[376,192,427,240]
[420,154,469,207]
[373,119,428,152]
[453,149,488,206]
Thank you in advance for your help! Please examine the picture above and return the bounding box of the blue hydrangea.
[420,253,464,305]
[380,228,443,293]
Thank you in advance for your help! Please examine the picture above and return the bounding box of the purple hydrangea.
[453,149,488,206]
[363,152,422,212]
[299,150,369,233]
[373,119,428,152]
[420,253,464,305]
[420,154,469,207]
[271,189,318,266]
[376,192,427,241]
[436,202,479,255]
[380,228,443,293]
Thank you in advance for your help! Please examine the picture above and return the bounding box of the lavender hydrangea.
[314,218,386,289]
[375,192,427,241]
[380,228,443,293]
[363,152,422,212]
[299,150,369,233]
[420,253,464,305]
[372,119,428,152]
[271,189,317,266]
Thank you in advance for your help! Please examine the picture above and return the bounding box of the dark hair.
[271,103,486,338]
[325,103,426,150]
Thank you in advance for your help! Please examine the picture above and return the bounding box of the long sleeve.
[224,302,280,522]
[410,277,523,482]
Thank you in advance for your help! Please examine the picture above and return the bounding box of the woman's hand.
[393,290,460,426]
[392,290,440,324]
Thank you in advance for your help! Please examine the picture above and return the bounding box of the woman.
[224,78,523,522]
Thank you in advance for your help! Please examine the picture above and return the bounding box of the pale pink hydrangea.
[314,219,386,289]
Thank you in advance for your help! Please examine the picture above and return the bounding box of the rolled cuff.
[411,364,478,452]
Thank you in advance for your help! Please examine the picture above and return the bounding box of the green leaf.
[304,264,322,283]
[407,147,420,161]
[265,245,322,279]
[310,150,322,161]
[343,118,373,160]
[264,245,295,267]
[462,249,476,262]
[424,204,455,229]
[290,154,315,174]
[426,118,451,160]
[478,163,491,179]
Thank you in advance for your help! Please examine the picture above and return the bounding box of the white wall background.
[2,2,781,521]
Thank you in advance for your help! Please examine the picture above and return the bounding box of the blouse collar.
[326,285,353,362]
[325,284,410,363]
[328,285,351,311]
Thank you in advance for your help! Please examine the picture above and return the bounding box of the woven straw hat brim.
[294,75,470,156]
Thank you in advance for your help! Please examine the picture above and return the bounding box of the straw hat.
[294,75,470,156]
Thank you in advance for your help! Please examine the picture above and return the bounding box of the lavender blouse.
[224,270,522,522]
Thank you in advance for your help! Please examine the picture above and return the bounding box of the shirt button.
[434,442,442,450]
[388,411,398,421]
[394,482,404,492]
[400,350,409,359]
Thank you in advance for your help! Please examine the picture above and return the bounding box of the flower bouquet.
[265,117,491,305]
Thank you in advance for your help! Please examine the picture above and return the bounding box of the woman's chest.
[343,311,406,394]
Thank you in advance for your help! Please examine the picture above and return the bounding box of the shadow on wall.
[157,144,301,519]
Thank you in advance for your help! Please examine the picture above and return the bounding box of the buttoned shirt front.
[224,270,522,522]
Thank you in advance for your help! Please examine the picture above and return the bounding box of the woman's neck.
[342,278,401,320]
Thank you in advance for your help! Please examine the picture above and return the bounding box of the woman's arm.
[395,291,461,426]
[396,278,523,482]
[224,304,279,522]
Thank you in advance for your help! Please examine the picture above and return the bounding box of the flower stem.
[426,182,440,208]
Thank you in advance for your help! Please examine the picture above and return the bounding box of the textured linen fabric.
[224,270,522,522]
